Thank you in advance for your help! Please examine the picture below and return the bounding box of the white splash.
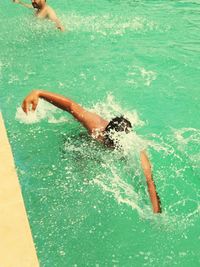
[127,65,157,87]
[173,127,200,147]
[173,127,200,169]
[15,99,68,124]
[89,93,144,128]
[61,14,159,35]
[93,163,149,217]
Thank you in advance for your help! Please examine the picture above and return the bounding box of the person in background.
[22,89,162,213]
[13,0,64,31]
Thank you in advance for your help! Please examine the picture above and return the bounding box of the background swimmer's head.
[31,0,46,9]
[103,116,132,148]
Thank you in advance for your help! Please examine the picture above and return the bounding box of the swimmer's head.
[31,0,46,9]
[103,116,132,148]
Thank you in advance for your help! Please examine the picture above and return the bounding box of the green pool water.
[0,0,200,266]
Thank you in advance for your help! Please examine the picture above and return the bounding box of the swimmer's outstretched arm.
[22,90,87,116]
[13,0,33,9]
[140,150,162,213]
[21,90,108,132]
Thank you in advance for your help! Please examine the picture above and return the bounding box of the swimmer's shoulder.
[36,7,48,18]
[46,5,57,17]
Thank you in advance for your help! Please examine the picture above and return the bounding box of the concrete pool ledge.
[0,112,39,267]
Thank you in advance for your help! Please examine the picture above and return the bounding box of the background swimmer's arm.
[13,0,33,9]
[47,7,65,31]
[140,150,162,213]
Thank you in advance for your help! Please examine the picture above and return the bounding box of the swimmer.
[22,90,162,213]
[12,0,64,31]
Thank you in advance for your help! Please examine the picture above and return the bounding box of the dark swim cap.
[104,116,132,147]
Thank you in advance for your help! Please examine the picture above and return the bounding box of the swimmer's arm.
[22,90,84,115]
[13,0,33,9]
[22,90,107,132]
[140,150,162,213]
[47,8,64,31]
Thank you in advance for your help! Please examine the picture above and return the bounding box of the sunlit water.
[0,0,200,266]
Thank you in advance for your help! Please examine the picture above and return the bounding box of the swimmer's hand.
[57,24,65,32]
[22,90,39,114]
[13,0,20,3]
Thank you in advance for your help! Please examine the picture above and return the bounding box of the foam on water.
[145,128,200,228]
[173,127,200,169]
[93,171,147,217]
[127,65,157,87]
[174,127,200,148]
[61,13,165,35]
[15,99,68,124]
[14,12,167,36]
[90,93,144,128]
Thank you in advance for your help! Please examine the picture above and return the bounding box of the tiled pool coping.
[0,112,39,267]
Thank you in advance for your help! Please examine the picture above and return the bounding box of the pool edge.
[0,112,39,267]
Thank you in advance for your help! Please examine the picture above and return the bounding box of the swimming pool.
[0,0,200,266]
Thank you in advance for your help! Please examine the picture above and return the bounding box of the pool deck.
[0,112,39,267]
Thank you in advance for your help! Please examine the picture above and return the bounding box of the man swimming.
[22,89,162,213]
[13,0,64,31]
